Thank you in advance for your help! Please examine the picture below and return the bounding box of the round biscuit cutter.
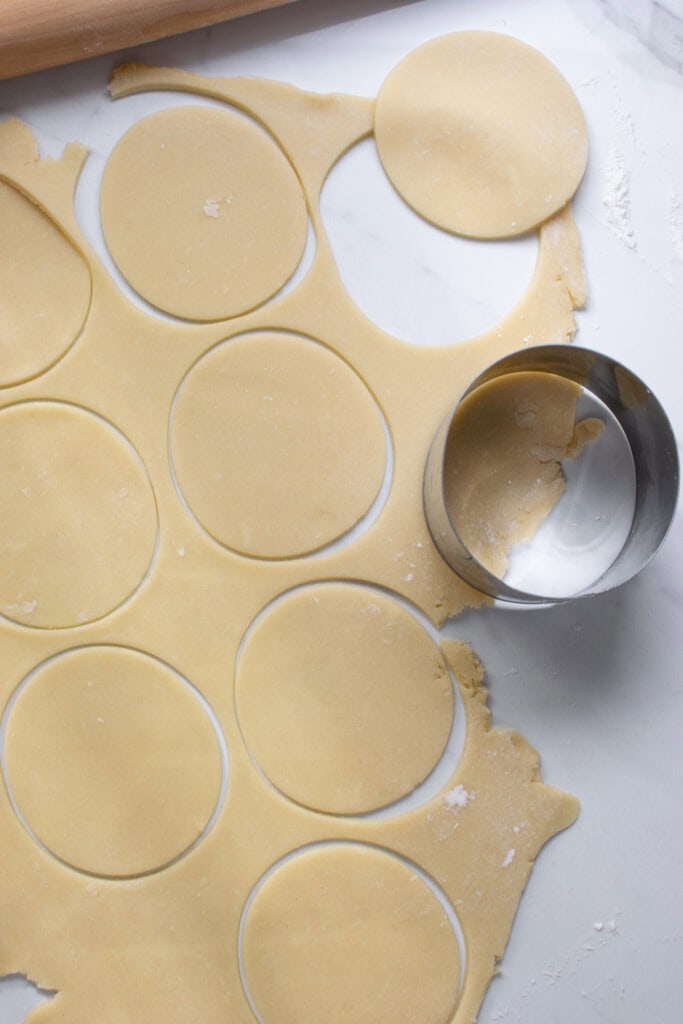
[424,344,679,604]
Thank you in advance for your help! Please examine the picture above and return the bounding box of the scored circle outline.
[239,841,463,1024]
[169,330,389,560]
[0,399,159,629]
[1,643,227,879]
[99,104,310,322]
[234,580,455,815]
[0,178,93,389]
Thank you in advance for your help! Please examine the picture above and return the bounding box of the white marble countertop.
[1,1,682,1021]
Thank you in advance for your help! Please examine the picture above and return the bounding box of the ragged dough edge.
[376,640,578,1024]
[0,118,90,243]
[537,203,587,310]
[446,640,578,1022]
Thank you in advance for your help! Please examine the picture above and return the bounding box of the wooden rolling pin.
[0,0,296,81]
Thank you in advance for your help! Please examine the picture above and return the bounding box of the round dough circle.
[100,105,308,321]
[0,402,158,628]
[241,843,460,1024]
[171,333,387,559]
[0,180,91,388]
[374,31,588,238]
[3,646,223,877]
[235,583,453,814]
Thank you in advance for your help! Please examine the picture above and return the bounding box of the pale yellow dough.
[236,582,453,814]
[171,331,387,558]
[241,843,460,1024]
[0,401,158,628]
[374,32,588,238]
[0,35,586,1024]
[100,106,308,321]
[0,178,91,388]
[4,646,223,877]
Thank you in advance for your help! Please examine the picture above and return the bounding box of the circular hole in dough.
[374,31,588,239]
[0,401,158,629]
[0,180,91,388]
[170,332,387,559]
[240,843,461,1024]
[2,645,225,878]
[235,582,454,814]
[320,138,537,346]
[100,105,309,321]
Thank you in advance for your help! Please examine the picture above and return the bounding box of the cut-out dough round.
[374,31,588,238]
[0,401,157,628]
[0,180,91,387]
[3,646,223,877]
[236,583,453,814]
[171,333,387,559]
[100,105,308,320]
[241,843,460,1024]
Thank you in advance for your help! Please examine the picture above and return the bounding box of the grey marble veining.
[595,0,683,73]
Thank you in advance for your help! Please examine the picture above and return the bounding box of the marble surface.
[1,0,682,1021]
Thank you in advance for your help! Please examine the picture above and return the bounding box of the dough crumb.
[530,442,565,463]
[176,545,185,557]
[593,921,604,932]
[203,198,221,218]
[501,848,516,868]
[566,417,604,458]
[514,400,539,429]
[443,784,474,810]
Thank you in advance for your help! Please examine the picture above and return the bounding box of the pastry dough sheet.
[0,32,587,1024]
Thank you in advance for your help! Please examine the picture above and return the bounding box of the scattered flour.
[669,189,683,266]
[603,143,636,250]
[501,848,516,868]
[443,784,474,810]
[4,599,37,615]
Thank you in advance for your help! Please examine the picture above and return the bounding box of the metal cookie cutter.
[424,344,679,604]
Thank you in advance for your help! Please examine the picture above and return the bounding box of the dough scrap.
[3,646,223,877]
[0,401,158,628]
[170,331,387,558]
[0,37,587,1024]
[374,31,588,238]
[444,372,604,578]
[241,843,461,1024]
[236,582,453,814]
[100,105,308,321]
[0,179,91,388]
